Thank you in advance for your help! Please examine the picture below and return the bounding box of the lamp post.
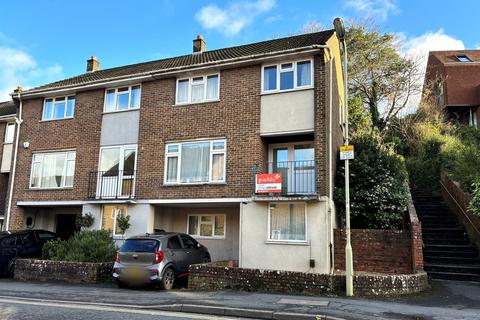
[334,17,353,297]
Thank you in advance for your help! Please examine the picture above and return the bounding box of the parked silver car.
[113,232,211,289]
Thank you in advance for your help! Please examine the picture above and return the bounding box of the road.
[0,296,248,320]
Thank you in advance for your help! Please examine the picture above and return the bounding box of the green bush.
[43,230,116,263]
[469,178,480,216]
[335,130,408,230]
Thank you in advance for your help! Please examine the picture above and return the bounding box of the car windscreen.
[120,239,159,253]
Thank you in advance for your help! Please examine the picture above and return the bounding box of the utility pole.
[334,17,354,297]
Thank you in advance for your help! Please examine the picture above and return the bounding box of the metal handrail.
[87,170,136,200]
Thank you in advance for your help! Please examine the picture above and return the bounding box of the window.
[98,145,137,198]
[121,239,159,252]
[43,96,75,120]
[188,214,225,238]
[176,74,219,104]
[456,55,472,62]
[180,234,199,248]
[104,85,141,112]
[268,203,306,242]
[30,151,76,188]
[165,140,226,184]
[104,205,128,236]
[262,60,313,93]
[167,236,183,249]
[4,123,15,143]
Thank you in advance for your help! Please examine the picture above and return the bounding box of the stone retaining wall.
[14,259,113,284]
[188,264,429,297]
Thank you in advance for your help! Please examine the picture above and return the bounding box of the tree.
[346,24,422,131]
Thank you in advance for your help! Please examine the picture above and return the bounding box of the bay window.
[104,85,141,112]
[165,139,226,184]
[30,151,76,188]
[188,214,226,238]
[262,60,313,93]
[176,74,219,104]
[268,203,306,242]
[43,96,75,120]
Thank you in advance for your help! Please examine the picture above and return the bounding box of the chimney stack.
[86,56,100,72]
[193,35,206,53]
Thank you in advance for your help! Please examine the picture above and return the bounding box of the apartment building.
[0,100,17,230]
[5,30,345,273]
[423,50,480,127]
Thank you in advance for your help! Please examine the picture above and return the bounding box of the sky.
[0,0,478,102]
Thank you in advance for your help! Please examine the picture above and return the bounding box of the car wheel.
[160,267,175,290]
[6,260,15,277]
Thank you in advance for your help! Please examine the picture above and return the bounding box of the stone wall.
[14,259,112,284]
[188,264,429,297]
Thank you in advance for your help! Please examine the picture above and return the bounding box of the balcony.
[252,160,317,199]
[87,170,135,200]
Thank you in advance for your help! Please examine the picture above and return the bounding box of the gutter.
[11,46,328,99]
[5,94,23,231]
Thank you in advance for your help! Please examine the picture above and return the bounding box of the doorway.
[55,214,78,240]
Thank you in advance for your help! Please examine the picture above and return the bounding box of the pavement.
[0,278,479,320]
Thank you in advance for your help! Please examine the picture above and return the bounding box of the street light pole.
[334,17,354,297]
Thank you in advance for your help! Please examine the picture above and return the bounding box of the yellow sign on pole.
[340,145,354,160]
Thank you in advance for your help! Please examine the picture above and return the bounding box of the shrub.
[469,178,480,217]
[43,230,116,263]
[116,214,131,235]
[335,130,408,230]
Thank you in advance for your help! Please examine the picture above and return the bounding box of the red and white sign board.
[255,173,282,193]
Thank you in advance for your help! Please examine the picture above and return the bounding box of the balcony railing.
[253,160,317,197]
[87,170,136,200]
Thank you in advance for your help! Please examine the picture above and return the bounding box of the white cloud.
[196,0,276,37]
[0,46,63,100]
[344,0,399,21]
[400,29,464,113]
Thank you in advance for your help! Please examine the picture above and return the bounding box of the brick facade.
[8,51,337,229]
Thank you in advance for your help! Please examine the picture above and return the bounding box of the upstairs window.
[43,96,75,120]
[104,85,141,112]
[30,151,76,189]
[262,60,313,93]
[4,123,15,144]
[176,74,219,104]
[456,55,472,62]
[165,139,226,184]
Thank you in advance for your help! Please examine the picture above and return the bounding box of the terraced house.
[4,30,345,273]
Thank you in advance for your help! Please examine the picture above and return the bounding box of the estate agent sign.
[255,173,282,193]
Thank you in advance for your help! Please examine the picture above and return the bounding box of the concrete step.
[423,238,471,246]
[425,263,480,274]
[423,249,479,259]
[424,256,480,265]
[427,271,480,282]
[424,244,478,253]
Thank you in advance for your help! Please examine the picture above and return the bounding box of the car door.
[0,235,21,273]
[166,235,188,273]
[18,232,39,258]
[179,234,204,268]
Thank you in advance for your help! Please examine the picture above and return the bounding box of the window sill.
[102,108,140,115]
[265,240,309,246]
[163,182,226,186]
[191,236,226,240]
[173,99,220,107]
[260,87,314,96]
[39,117,74,123]
[28,187,74,191]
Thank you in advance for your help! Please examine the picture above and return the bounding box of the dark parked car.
[113,232,211,289]
[0,230,59,277]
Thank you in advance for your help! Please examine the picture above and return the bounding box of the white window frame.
[187,214,226,239]
[175,74,220,105]
[110,205,128,237]
[42,96,75,121]
[103,85,141,113]
[97,144,138,198]
[267,202,308,243]
[4,123,15,144]
[29,150,76,189]
[261,59,314,94]
[164,139,226,185]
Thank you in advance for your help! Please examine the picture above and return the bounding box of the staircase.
[412,191,480,281]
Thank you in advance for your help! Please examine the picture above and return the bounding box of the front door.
[271,143,315,195]
[55,214,78,240]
